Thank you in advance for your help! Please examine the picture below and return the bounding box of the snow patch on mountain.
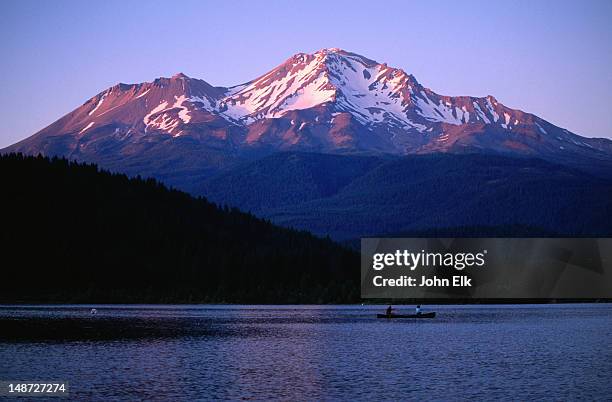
[135,89,150,99]
[79,122,94,134]
[141,96,198,135]
[174,95,191,124]
[415,93,463,125]
[221,53,336,122]
[473,102,491,124]
[535,122,547,134]
[279,77,335,113]
[89,93,107,116]
[188,95,215,111]
[485,98,499,123]
[326,54,415,126]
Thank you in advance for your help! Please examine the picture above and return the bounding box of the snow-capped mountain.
[4,48,612,179]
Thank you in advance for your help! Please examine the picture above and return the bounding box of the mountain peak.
[315,47,345,54]
[6,48,612,168]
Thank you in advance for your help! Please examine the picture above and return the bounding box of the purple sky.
[1,0,611,148]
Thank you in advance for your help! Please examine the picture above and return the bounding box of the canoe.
[377,312,436,319]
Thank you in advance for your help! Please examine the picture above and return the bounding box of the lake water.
[1,304,611,400]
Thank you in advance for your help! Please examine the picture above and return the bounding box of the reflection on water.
[1,305,611,400]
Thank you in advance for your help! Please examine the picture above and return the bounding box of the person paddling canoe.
[386,305,394,317]
[416,305,422,315]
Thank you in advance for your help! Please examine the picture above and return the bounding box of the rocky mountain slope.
[4,48,612,185]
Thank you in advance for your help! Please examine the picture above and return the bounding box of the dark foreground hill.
[0,154,358,303]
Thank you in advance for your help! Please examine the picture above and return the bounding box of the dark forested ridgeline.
[0,154,359,303]
[200,152,612,240]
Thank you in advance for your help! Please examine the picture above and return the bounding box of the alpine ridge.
[4,48,612,183]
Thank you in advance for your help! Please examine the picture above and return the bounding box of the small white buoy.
[90,308,97,315]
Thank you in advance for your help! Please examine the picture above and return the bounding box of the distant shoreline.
[1,299,611,306]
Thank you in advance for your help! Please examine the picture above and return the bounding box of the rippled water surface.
[1,304,611,400]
